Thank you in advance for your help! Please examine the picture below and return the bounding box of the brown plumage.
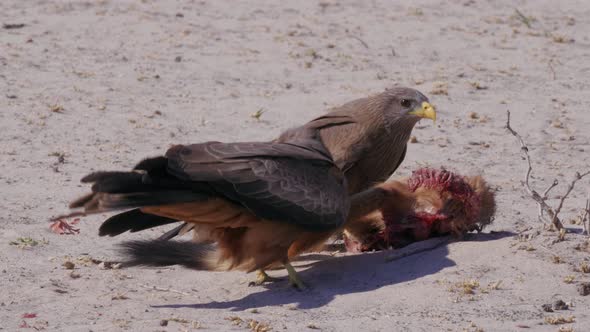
[311,87,434,193]
[313,88,436,247]
[343,168,497,253]
[155,87,435,240]
[57,86,435,287]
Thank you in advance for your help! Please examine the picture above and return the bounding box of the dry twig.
[514,9,533,28]
[540,179,559,219]
[583,193,590,236]
[506,111,563,229]
[139,284,189,296]
[552,171,590,228]
[349,35,369,49]
[506,111,590,231]
[543,179,559,198]
[546,57,562,81]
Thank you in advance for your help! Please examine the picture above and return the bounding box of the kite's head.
[379,87,437,125]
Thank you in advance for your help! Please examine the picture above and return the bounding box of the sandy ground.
[2,0,590,331]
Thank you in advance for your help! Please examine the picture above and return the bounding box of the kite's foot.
[248,270,280,286]
[285,262,307,290]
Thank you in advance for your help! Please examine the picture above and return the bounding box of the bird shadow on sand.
[151,231,514,311]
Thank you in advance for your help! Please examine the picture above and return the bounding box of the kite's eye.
[400,99,412,108]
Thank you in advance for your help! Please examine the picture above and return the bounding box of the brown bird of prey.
[144,87,436,241]
[57,87,435,288]
[343,168,497,253]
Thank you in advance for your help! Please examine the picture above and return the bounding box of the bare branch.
[514,8,533,28]
[548,58,557,80]
[539,179,558,219]
[551,171,590,227]
[349,35,369,49]
[139,284,189,296]
[583,193,590,236]
[506,110,563,229]
[543,179,559,199]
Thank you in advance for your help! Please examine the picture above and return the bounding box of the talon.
[249,269,279,286]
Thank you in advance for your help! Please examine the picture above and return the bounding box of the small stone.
[174,56,182,62]
[553,299,568,310]
[551,119,564,128]
[160,319,168,327]
[409,136,418,143]
[577,282,590,296]
[541,304,553,312]
[62,261,75,270]
[98,261,122,270]
[3,23,25,29]
[100,262,111,269]
[430,82,448,95]
[470,81,488,90]
[469,112,479,119]
[304,48,319,59]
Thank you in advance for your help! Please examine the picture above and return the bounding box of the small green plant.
[9,237,47,249]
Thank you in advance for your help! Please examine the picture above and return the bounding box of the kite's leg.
[249,269,280,286]
[284,262,307,290]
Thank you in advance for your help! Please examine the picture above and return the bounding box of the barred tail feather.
[119,240,216,270]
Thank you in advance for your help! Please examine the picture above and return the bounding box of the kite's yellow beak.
[409,102,436,122]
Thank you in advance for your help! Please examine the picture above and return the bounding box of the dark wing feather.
[99,209,178,237]
[165,138,349,231]
[158,223,187,240]
[231,159,348,230]
[66,128,348,233]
